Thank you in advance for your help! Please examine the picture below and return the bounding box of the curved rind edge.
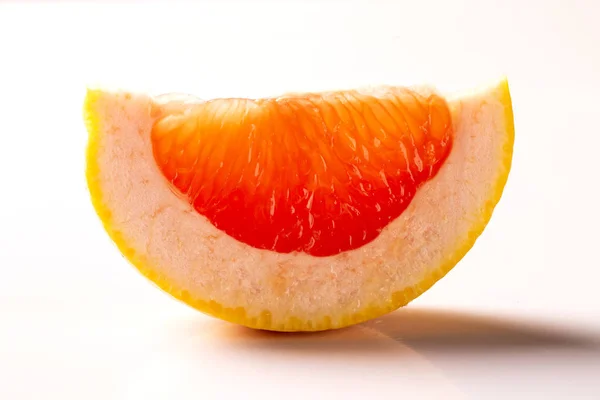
[83,78,515,332]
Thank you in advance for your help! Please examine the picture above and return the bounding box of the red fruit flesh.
[151,88,453,256]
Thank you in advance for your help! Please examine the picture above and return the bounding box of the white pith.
[90,81,510,326]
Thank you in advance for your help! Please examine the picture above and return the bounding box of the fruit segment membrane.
[151,88,453,256]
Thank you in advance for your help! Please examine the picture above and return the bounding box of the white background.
[1,1,599,399]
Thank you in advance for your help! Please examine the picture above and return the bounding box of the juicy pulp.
[151,88,453,256]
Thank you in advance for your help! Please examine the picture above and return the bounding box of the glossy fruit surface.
[151,88,453,256]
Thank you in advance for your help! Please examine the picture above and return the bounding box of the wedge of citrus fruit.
[84,77,514,332]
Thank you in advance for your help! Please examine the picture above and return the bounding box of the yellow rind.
[84,79,514,332]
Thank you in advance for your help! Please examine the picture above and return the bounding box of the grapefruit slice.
[84,78,514,332]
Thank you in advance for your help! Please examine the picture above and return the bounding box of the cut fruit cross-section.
[84,77,514,332]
